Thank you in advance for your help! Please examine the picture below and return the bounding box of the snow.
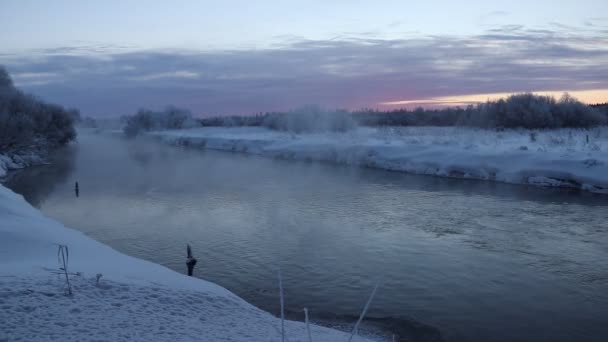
[0,185,377,342]
[148,126,608,194]
[0,151,47,178]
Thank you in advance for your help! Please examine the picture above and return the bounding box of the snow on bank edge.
[148,127,608,194]
[0,151,47,178]
[0,185,377,342]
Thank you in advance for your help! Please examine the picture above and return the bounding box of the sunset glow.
[1,0,607,115]
[2,2,608,342]
[381,89,608,108]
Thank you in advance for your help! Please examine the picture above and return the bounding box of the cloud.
[10,72,64,86]
[380,89,608,108]
[130,70,201,81]
[1,25,607,116]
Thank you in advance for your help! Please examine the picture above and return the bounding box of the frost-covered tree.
[353,93,606,129]
[123,106,196,137]
[0,66,76,152]
[474,93,606,129]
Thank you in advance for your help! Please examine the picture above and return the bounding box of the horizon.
[2,2,608,341]
[1,0,607,116]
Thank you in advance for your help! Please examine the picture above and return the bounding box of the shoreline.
[0,184,381,341]
[0,150,49,179]
[143,126,608,194]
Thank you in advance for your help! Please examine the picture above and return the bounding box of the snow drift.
[0,151,47,178]
[148,126,608,194]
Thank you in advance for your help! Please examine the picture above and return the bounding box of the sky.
[1,0,607,116]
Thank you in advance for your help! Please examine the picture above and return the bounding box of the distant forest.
[0,66,78,154]
[120,94,608,136]
[196,94,608,133]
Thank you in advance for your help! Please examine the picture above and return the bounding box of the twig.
[278,267,285,342]
[47,270,80,276]
[57,245,72,295]
[304,308,313,342]
[347,282,379,342]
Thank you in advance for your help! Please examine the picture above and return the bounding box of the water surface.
[5,131,608,342]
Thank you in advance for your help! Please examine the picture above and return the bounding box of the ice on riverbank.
[0,151,47,178]
[148,126,608,194]
[0,185,377,341]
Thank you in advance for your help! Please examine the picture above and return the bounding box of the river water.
[5,131,608,342]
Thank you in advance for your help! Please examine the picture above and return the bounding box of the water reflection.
[4,131,608,342]
[6,131,608,210]
[3,144,76,207]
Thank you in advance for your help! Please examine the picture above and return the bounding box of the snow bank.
[148,126,608,194]
[0,185,376,341]
[0,151,47,178]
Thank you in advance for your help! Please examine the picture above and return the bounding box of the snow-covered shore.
[148,126,608,194]
[0,185,377,342]
[0,151,47,178]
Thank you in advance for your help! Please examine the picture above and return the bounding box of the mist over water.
[6,131,608,342]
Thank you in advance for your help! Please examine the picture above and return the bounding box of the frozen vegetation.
[0,67,77,177]
[0,184,379,342]
[148,126,608,194]
[114,93,608,194]
[191,94,607,132]
[354,94,607,129]
[118,93,608,193]
[123,106,197,137]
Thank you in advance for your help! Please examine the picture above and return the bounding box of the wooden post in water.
[74,182,79,197]
[186,244,197,276]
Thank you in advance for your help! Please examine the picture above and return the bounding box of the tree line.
[121,94,608,136]
[0,67,77,153]
[196,94,607,132]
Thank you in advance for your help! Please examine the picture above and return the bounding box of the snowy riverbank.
[147,126,608,194]
[0,151,47,178]
[0,185,378,342]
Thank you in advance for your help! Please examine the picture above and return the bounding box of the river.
[5,131,608,342]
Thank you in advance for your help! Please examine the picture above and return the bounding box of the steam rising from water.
[5,131,608,342]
